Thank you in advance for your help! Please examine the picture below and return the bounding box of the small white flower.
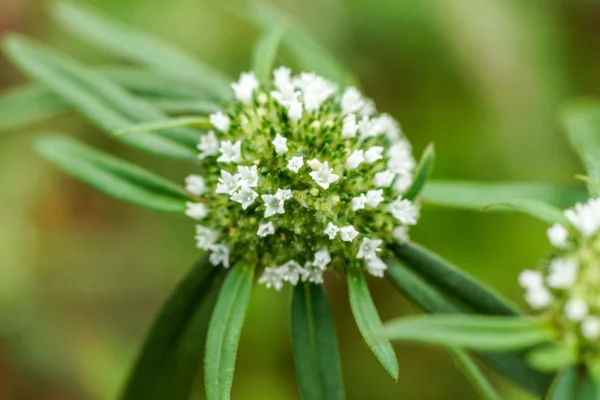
[388,197,419,225]
[287,98,304,121]
[257,221,275,237]
[582,316,600,340]
[307,158,323,171]
[258,266,285,290]
[209,111,230,132]
[361,99,376,116]
[366,257,387,277]
[276,188,293,201]
[293,72,337,111]
[216,170,241,195]
[301,262,325,284]
[342,114,358,138]
[524,287,552,309]
[547,258,579,289]
[377,113,402,142]
[217,140,242,163]
[208,244,230,268]
[519,270,544,290]
[387,140,415,174]
[185,202,208,220]
[374,170,395,188]
[287,156,304,173]
[272,134,288,154]
[313,250,332,269]
[237,165,259,188]
[346,150,365,170]
[231,72,259,103]
[231,186,258,209]
[195,225,218,250]
[365,190,384,208]
[393,172,413,193]
[364,146,384,163]
[309,161,340,190]
[341,87,365,115]
[185,175,206,195]
[197,131,219,159]
[352,194,367,211]
[358,116,382,138]
[273,66,293,93]
[280,260,304,285]
[357,238,382,260]
[547,224,569,248]
[340,225,359,242]
[324,222,340,239]
[564,299,588,321]
[564,198,600,237]
[262,194,285,218]
[392,226,408,243]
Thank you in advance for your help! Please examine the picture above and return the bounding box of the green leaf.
[3,36,200,158]
[526,343,577,373]
[152,99,221,114]
[547,367,578,400]
[205,262,254,400]
[448,349,502,400]
[252,24,287,83]
[483,198,570,225]
[0,85,66,133]
[389,242,520,316]
[35,135,190,213]
[561,99,600,197]
[117,116,211,135]
[383,315,555,352]
[52,1,232,99]
[403,142,435,201]
[121,256,222,400]
[347,267,398,380]
[422,181,586,210]
[291,283,345,400]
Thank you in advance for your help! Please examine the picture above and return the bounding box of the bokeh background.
[0,0,598,398]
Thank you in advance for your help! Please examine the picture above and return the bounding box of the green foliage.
[403,142,435,201]
[526,343,578,373]
[0,86,66,133]
[252,24,288,83]
[117,117,211,135]
[448,349,502,400]
[291,284,345,400]
[483,198,570,225]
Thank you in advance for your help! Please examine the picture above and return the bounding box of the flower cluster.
[519,198,600,355]
[184,67,420,290]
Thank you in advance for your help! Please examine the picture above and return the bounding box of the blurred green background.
[0,0,597,398]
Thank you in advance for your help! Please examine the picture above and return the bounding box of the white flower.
[374,170,395,187]
[346,150,365,170]
[272,134,288,154]
[324,222,340,239]
[258,266,285,290]
[313,250,332,269]
[185,202,208,220]
[564,198,600,237]
[237,165,259,187]
[195,225,218,250]
[262,194,285,218]
[341,87,365,115]
[209,111,230,132]
[185,175,206,195]
[364,146,384,163]
[387,140,415,174]
[342,114,358,138]
[392,226,408,243]
[358,116,383,138]
[357,238,382,260]
[280,260,304,285]
[301,262,325,284]
[231,187,258,209]
[388,197,419,225]
[519,270,544,290]
[377,113,402,142]
[309,161,340,190]
[217,140,242,163]
[361,99,376,116]
[216,170,241,195]
[293,72,337,111]
[366,257,387,277]
[393,172,413,193]
[287,98,303,121]
[365,189,384,208]
[524,287,552,309]
[547,224,569,248]
[231,72,259,103]
[197,131,219,159]
[208,244,230,268]
[276,188,293,201]
[582,317,600,340]
[287,156,304,173]
[352,194,367,211]
[257,221,275,237]
[564,299,588,321]
[340,225,359,242]
[273,66,293,93]
[307,158,323,171]
[547,258,579,289]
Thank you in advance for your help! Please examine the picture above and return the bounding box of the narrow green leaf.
[205,262,254,400]
[3,36,200,158]
[422,181,586,210]
[389,242,520,316]
[52,1,231,99]
[0,85,66,132]
[347,267,398,380]
[121,256,222,400]
[252,24,287,83]
[561,99,600,197]
[117,116,211,135]
[152,99,221,114]
[403,143,435,201]
[383,315,555,351]
[291,283,345,400]
[547,367,578,400]
[579,373,600,400]
[526,343,577,373]
[35,135,190,213]
[483,198,570,225]
[448,349,502,400]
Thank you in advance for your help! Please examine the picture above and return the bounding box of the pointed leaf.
[526,343,577,373]
[35,135,190,213]
[252,24,287,83]
[448,349,502,400]
[347,267,398,380]
[383,315,555,351]
[0,85,66,133]
[117,116,211,135]
[403,142,435,201]
[291,283,345,400]
[153,99,221,114]
[52,1,232,99]
[547,367,578,400]
[205,262,254,400]
[483,198,570,225]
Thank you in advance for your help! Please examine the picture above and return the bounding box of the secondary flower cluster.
[184,67,420,290]
[519,198,600,352]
